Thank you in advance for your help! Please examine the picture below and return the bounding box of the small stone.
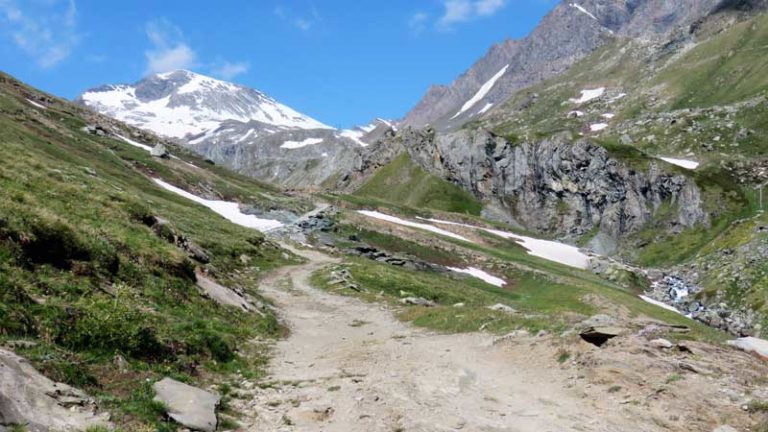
[649,338,674,349]
[486,303,517,314]
[400,297,437,307]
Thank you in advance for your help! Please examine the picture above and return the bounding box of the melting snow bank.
[153,179,283,232]
[281,138,324,149]
[356,211,470,242]
[728,337,768,360]
[355,210,591,269]
[570,87,605,104]
[659,157,700,170]
[448,267,506,287]
[421,218,591,269]
[639,295,688,316]
[590,123,609,132]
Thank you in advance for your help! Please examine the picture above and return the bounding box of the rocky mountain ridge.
[402,0,726,130]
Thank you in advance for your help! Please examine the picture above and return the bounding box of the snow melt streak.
[153,179,283,232]
[452,65,510,119]
[356,211,470,242]
[281,138,324,149]
[659,157,700,170]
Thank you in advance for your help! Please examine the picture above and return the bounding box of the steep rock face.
[399,128,708,250]
[402,0,723,130]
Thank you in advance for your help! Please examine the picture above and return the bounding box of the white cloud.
[144,19,197,74]
[476,0,507,16]
[0,0,80,68]
[212,61,250,80]
[438,0,507,28]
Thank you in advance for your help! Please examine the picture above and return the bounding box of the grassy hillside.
[354,153,482,215]
[0,73,305,430]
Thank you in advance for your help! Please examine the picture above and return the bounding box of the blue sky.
[0,0,557,128]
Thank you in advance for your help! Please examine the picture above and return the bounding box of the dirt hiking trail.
[233,244,663,432]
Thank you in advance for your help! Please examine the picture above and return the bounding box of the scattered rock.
[400,297,437,307]
[151,144,170,158]
[0,348,111,432]
[153,378,220,432]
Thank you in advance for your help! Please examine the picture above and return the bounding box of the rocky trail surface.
[232,244,674,432]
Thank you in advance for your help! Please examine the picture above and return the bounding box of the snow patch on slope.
[659,157,700,170]
[356,211,470,242]
[420,217,592,269]
[448,267,506,287]
[478,103,494,115]
[339,129,368,147]
[116,134,153,152]
[570,3,598,20]
[452,65,509,119]
[153,179,283,231]
[590,123,609,132]
[570,87,605,104]
[281,138,325,149]
[639,295,687,316]
[26,99,47,109]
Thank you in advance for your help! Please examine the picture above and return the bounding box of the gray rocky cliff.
[394,128,709,252]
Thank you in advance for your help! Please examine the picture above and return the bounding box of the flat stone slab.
[0,348,111,432]
[196,271,253,312]
[153,377,220,432]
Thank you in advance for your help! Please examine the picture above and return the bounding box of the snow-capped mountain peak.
[77,70,332,139]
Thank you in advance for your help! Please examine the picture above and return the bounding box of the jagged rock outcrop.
[0,348,111,431]
[397,128,708,251]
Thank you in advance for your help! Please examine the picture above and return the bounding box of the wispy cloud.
[0,0,80,68]
[408,12,429,35]
[274,5,321,32]
[212,61,250,80]
[144,19,197,74]
[438,0,507,28]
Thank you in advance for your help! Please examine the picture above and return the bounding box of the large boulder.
[153,378,220,432]
[0,348,110,431]
[727,337,768,360]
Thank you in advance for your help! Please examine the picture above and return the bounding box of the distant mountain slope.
[77,69,331,139]
[402,0,722,130]
[78,70,397,188]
